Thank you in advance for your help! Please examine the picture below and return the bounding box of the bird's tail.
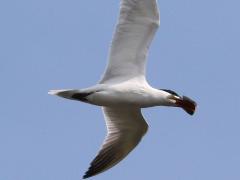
[48,89,93,102]
[48,89,76,100]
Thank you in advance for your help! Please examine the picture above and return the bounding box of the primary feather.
[100,0,160,84]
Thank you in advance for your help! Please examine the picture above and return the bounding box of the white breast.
[88,81,169,107]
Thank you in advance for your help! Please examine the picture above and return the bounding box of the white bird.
[49,0,197,179]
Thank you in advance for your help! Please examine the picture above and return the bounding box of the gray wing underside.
[99,0,160,84]
[83,107,148,179]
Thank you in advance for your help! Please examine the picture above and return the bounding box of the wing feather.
[83,107,148,179]
[100,0,160,84]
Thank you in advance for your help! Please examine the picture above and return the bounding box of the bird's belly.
[87,90,156,107]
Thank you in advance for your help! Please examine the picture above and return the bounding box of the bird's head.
[161,89,197,115]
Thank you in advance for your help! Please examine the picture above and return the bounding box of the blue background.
[0,0,239,179]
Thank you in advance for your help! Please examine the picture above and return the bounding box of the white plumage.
[100,0,159,84]
[49,0,196,179]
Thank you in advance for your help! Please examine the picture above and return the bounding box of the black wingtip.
[82,174,89,179]
[82,169,94,179]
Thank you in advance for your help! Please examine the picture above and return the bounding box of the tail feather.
[48,89,76,100]
[48,89,93,102]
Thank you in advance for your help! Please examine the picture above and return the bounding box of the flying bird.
[49,0,197,179]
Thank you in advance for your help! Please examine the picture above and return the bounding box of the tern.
[49,0,197,178]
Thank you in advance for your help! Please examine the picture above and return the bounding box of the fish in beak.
[169,95,197,115]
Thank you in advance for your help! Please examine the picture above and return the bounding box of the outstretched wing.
[83,107,148,179]
[100,0,160,84]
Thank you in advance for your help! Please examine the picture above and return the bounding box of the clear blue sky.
[0,0,239,179]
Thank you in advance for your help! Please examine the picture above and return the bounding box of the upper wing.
[99,0,160,84]
[83,107,148,179]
